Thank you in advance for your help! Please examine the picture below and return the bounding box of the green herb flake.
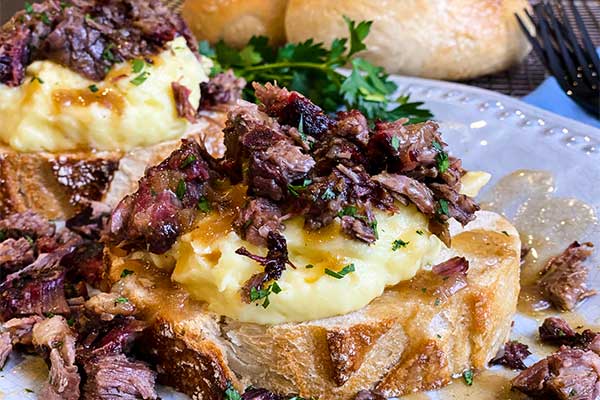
[115,297,128,304]
[131,59,145,73]
[223,382,242,400]
[120,269,134,278]
[67,317,75,326]
[432,141,449,173]
[130,71,150,86]
[176,179,186,200]
[569,389,577,397]
[462,370,474,386]
[38,12,50,25]
[198,197,211,213]
[181,154,197,168]
[30,76,44,84]
[305,264,315,269]
[43,312,55,318]
[24,235,34,245]
[338,205,357,217]
[24,2,33,14]
[438,199,449,216]
[88,84,99,93]
[271,281,282,294]
[324,264,355,279]
[421,287,427,293]
[250,282,282,308]
[288,179,312,197]
[436,334,442,339]
[102,44,115,62]
[391,135,400,151]
[391,239,409,251]
[434,298,441,306]
[501,230,510,236]
[321,187,336,200]
[24,388,34,393]
[416,230,424,235]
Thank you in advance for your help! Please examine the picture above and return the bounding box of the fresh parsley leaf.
[223,382,242,400]
[438,199,449,216]
[102,44,115,62]
[288,179,312,197]
[391,135,400,151]
[181,154,197,168]
[432,141,449,173]
[321,187,336,200]
[38,12,50,25]
[30,76,44,84]
[24,388,34,393]
[198,197,211,213]
[88,84,99,93]
[271,281,282,294]
[120,269,134,278]
[325,264,355,279]
[176,179,186,200]
[131,59,145,73]
[338,205,357,217]
[462,370,474,386]
[239,45,262,66]
[250,282,282,308]
[130,71,150,86]
[198,40,216,58]
[305,264,315,269]
[392,239,409,251]
[343,16,372,57]
[116,297,128,304]
[24,2,33,14]
[502,230,510,236]
[416,230,424,235]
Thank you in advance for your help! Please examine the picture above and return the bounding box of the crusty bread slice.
[0,109,228,220]
[107,210,521,399]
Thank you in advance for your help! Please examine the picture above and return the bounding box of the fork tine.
[569,1,600,77]
[515,12,549,67]
[535,4,567,82]
[543,2,578,84]
[556,1,597,87]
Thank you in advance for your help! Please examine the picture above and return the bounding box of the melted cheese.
[0,37,208,152]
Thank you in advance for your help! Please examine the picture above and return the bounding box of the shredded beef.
[540,317,599,350]
[65,201,110,240]
[172,81,197,123]
[512,347,600,399]
[428,183,479,226]
[234,198,284,247]
[241,387,282,400]
[236,232,294,302]
[0,210,55,239]
[489,340,531,370]
[84,292,136,321]
[538,242,597,311]
[0,0,196,86]
[372,173,436,215]
[334,110,371,147]
[0,316,43,367]
[430,256,469,300]
[354,390,387,400]
[199,70,246,109]
[0,238,34,279]
[108,138,212,254]
[83,353,157,400]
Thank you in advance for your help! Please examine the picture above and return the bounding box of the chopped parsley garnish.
[370,218,379,239]
[66,317,75,326]
[24,235,34,245]
[298,114,306,141]
[199,18,432,124]
[30,76,44,84]
[438,199,449,216]
[288,179,312,197]
[120,269,134,278]
[115,297,128,304]
[25,388,34,393]
[434,298,441,306]
[24,2,33,14]
[501,230,510,236]
[130,71,150,86]
[88,84,99,93]
[305,264,315,269]
[421,288,427,293]
[38,12,50,25]
[176,179,186,200]
[102,44,115,62]
[462,369,474,386]
[321,187,336,200]
[432,141,449,173]
[391,135,400,151]
[43,312,55,318]
[223,382,242,400]
[198,197,211,213]
[416,230,424,235]
[250,282,282,308]
[131,59,145,73]
[337,205,357,217]
[391,239,409,250]
[325,264,355,279]
[181,154,197,168]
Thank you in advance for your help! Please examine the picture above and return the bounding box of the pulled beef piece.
[431,256,469,300]
[83,353,157,400]
[254,82,334,138]
[333,110,371,147]
[172,82,197,123]
[241,387,282,400]
[372,173,436,215]
[432,256,469,276]
[65,201,110,240]
[236,232,294,302]
[539,242,597,311]
[367,120,442,173]
[0,0,196,86]
[108,139,212,254]
[234,198,284,247]
[312,135,368,175]
[512,347,600,399]
[32,316,80,400]
[540,317,599,350]
[0,250,74,321]
[199,70,246,109]
[63,239,106,290]
[79,315,147,358]
[490,340,531,370]
[0,210,55,239]
[85,293,136,321]
[339,203,378,244]
[429,183,479,226]
[0,238,34,279]
[0,316,43,367]
[354,390,387,400]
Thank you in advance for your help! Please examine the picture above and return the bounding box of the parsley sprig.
[200,17,432,124]
[250,281,282,308]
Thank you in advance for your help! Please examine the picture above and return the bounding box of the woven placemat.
[466,0,600,97]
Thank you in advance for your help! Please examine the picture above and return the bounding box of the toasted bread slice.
[0,109,228,220]
[107,210,521,399]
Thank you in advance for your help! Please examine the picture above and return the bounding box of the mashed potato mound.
[0,37,208,152]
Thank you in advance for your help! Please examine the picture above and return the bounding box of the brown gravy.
[52,87,125,115]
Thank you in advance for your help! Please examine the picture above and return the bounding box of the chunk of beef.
[108,139,212,254]
[333,110,371,147]
[233,198,284,247]
[0,238,34,279]
[372,173,436,215]
[312,136,367,175]
[65,201,110,240]
[253,82,334,138]
[32,316,80,400]
[83,353,157,399]
[0,316,43,367]
[430,256,469,300]
[199,70,246,109]
[432,256,469,277]
[85,293,136,321]
[172,82,197,123]
[539,242,597,311]
[540,317,599,350]
[429,183,479,226]
[0,210,55,239]
[339,203,378,244]
[79,315,147,358]
[0,0,197,86]
[236,232,294,302]
[512,347,600,400]
[490,340,531,370]
[0,332,9,368]
[62,239,106,290]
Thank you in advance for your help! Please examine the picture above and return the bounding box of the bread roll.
[285,0,532,80]
[181,0,289,48]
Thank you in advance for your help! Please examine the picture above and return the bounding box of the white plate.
[2,76,599,399]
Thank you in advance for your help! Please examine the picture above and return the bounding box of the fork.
[516,1,600,118]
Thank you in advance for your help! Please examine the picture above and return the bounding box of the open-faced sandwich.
[1,1,599,400]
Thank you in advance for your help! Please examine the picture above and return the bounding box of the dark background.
[1,0,598,97]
